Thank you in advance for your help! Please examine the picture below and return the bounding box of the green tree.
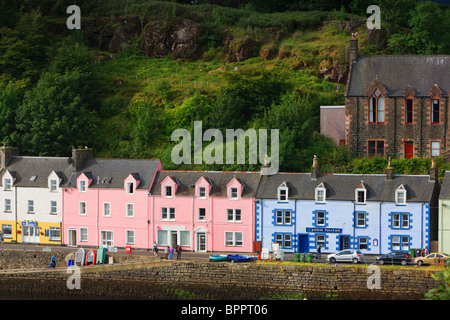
[425,270,450,300]
[0,82,23,146]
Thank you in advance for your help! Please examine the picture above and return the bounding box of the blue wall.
[255,199,429,255]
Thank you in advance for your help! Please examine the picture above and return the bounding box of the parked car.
[376,252,411,266]
[414,252,450,266]
[327,250,364,264]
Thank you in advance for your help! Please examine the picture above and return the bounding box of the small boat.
[96,247,106,264]
[209,254,228,261]
[75,248,85,266]
[227,254,256,262]
[85,249,96,265]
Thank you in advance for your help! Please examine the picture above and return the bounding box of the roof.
[150,171,261,198]
[255,172,437,203]
[346,55,450,97]
[439,171,450,200]
[0,156,74,188]
[66,158,160,190]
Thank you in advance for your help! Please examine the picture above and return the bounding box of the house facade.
[438,171,450,254]
[345,37,450,159]
[62,151,162,249]
[255,158,439,255]
[0,146,73,245]
[149,171,260,253]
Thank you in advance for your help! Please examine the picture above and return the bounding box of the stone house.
[345,37,450,159]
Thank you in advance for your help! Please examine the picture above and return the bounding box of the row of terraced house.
[0,146,449,255]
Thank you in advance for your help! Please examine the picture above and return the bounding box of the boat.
[209,254,228,261]
[96,247,106,264]
[75,248,85,266]
[226,254,257,262]
[85,249,96,265]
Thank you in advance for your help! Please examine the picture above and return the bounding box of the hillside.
[1,0,449,175]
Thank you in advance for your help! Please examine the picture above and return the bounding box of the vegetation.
[0,1,449,175]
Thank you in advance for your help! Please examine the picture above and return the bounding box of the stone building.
[345,37,450,158]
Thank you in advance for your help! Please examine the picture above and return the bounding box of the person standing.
[316,245,322,260]
[176,245,182,260]
[169,245,174,260]
[153,242,159,257]
[164,245,169,260]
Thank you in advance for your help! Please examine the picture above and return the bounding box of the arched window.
[369,89,385,123]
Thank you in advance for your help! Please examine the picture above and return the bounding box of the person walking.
[176,245,182,260]
[164,245,169,260]
[425,246,429,256]
[153,242,158,257]
[316,245,322,260]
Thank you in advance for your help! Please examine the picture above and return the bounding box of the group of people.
[153,242,182,260]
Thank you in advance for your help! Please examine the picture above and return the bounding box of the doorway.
[68,229,77,247]
[298,234,309,253]
[404,141,414,159]
[339,235,350,250]
[22,224,40,244]
[170,231,178,247]
[196,232,206,252]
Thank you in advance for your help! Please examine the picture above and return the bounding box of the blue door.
[298,234,309,253]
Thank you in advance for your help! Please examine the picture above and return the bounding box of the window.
[127,182,134,195]
[405,99,413,124]
[225,232,243,246]
[358,237,368,250]
[157,230,168,245]
[392,235,409,251]
[4,178,11,190]
[275,233,292,248]
[392,213,409,229]
[4,199,11,212]
[100,231,114,246]
[230,187,238,199]
[164,185,172,197]
[316,211,325,226]
[315,184,326,203]
[80,228,88,242]
[431,141,440,157]
[50,201,57,214]
[198,208,206,221]
[49,227,60,241]
[316,234,326,248]
[369,89,385,123]
[180,231,191,246]
[161,207,175,220]
[126,230,135,245]
[395,187,406,205]
[275,210,291,225]
[368,140,384,157]
[126,203,134,218]
[103,203,111,217]
[50,180,57,192]
[79,180,86,192]
[27,200,34,213]
[355,188,366,204]
[198,187,206,198]
[432,99,439,124]
[356,212,366,227]
[79,201,86,215]
[227,209,241,222]
[278,187,288,201]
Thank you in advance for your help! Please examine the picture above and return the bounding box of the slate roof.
[255,172,437,203]
[439,171,450,200]
[150,171,261,198]
[66,158,161,190]
[0,156,74,188]
[346,55,450,97]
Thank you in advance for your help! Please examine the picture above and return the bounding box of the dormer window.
[278,182,288,201]
[369,89,385,123]
[230,187,238,199]
[79,180,86,192]
[4,178,11,191]
[315,183,326,203]
[50,179,57,192]
[164,185,172,198]
[198,187,206,198]
[355,184,366,204]
[395,185,407,205]
[127,182,135,195]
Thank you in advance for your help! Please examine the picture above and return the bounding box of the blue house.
[255,158,439,255]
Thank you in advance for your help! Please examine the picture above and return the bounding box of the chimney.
[429,158,438,182]
[71,146,94,171]
[260,154,274,176]
[0,145,19,170]
[311,155,320,180]
[349,35,358,61]
[385,156,394,180]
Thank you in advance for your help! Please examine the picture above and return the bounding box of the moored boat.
[85,249,96,265]
[75,248,85,266]
[209,254,228,261]
[226,254,256,262]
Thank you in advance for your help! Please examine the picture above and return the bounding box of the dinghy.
[209,254,228,261]
[75,248,85,266]
[96,247,106,264]
[226,254,256,262]
[85,249,96,265]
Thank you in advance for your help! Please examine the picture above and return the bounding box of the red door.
[404,141,414,159]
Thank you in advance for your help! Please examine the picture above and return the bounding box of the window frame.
[431,99,440,124]
[369,89,385,124]
[405,98,413,124]
[368,140,385,157]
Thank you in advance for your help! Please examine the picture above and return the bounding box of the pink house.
[62,149,162,249]
[149,171,261,253]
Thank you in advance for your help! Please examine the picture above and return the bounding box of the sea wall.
[0,250,440,299]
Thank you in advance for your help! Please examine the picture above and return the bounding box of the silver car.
[327,249,364,264]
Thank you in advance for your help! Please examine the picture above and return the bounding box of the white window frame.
[431,141,440,157]
[316,211,325,226]
[126,181,135,195]
[395,186,407,205]
[278,187,288,202]
[80,227,88,242]
[100,230,114,247]
[355,188,366,204]
[315,185,326,203]
[103,202,111,217]
[225,231,243,247]
[198,208,206,221]
[227,209,241,222]
[79,180,87,192]
[27,200,34,213]
[198,187,206,198]
[4,178,11,191]
[161,207,175,221]
[356,212,366,227]
[4,199,11,212]
[230,187,238,199]
[49,227,60,241]
[1,224,12,238]
[126,203,134,218]
[50,201,57,214]
[79,201,86,215]
[50,179,58,192]
[126,230,135,245]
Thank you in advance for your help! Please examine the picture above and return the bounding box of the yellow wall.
[0,220,61,244]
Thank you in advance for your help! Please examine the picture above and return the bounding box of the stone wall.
[0,251,440,300]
